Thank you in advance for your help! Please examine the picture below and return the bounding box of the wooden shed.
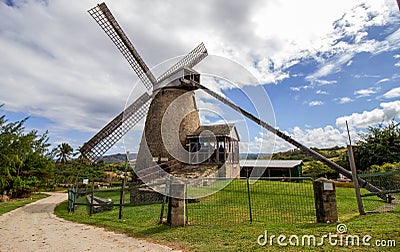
[239,160,303,178]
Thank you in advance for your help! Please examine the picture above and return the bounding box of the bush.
[302,161,339,179]
[370,162,400,173]
[354,121,400,170]
[11,176,40,198]
[111,181,123,187]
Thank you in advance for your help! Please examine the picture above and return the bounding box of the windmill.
[80,2,207,164]
[81,2,383,197]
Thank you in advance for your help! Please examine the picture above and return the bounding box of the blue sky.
[1,0,399,155]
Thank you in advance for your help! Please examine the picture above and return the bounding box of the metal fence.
[186,177,316,225]
[65,173,400,226]
[67,183,166,218]
[359,171,400,212]
[67,177,316,225]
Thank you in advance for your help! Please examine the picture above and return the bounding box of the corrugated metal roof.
[239,159,303,169]
[187,124,239,141]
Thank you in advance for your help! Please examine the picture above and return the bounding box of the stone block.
[313,178,338,223]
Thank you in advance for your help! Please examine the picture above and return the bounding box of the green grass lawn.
[0,193,49,216]
[55,181,399,251]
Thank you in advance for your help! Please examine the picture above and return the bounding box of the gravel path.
[0,192,176,252]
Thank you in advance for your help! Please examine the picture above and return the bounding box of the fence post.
[73,186,77,213]
[313,178,338,223]
[247,178,253,224]
[159,177,169,224]
[185,181,189,225]
[119,173,127,219]
[89,181,94,216]
[347,145,365,215]
[167,182,186,227]
[67,188,73,213]
[119,152,129,220]
[346,121,365,215]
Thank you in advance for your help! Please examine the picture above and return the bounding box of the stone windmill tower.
[136,68,202,170]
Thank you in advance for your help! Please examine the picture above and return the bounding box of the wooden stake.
[119,151,129,219]
[346,121,365,215]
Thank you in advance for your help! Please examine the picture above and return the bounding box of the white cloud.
[0,0,137,134]
[240,131,278,153]
[249,125,349,153]
[385,27,400,49]
[394,54,400,68]
[382,87,400,99]
[336,100,400,129]
[354,87,380,97]
[195,92,225,124]
[309,101,324,106]
[290,85,312,92]
[0,0,399,152]
[304,2,399,83]
[306,64,337,82]
[290,125,347,149]
[315,79,337,86]
[375,78,390,84]
[336,97,353,104]
[316,90,328,95]
[354,74,381,79]
[291,81,334,93]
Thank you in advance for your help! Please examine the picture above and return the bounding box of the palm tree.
[54,143,74,164]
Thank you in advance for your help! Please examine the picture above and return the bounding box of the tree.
[302,161,338,179]
[0,108,54,197]
[52,142,76,187]
[353,120,400,170]
[53,143,74,164]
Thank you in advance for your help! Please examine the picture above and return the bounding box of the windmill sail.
[194,82,384,198]
[88,3,157,90]
[80,39,208,162]
[156,42,208,85]
[82,2,209,162]
[80,93,152,162]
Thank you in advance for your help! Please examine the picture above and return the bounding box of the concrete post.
[313,178,338,223]
[167,183,186,227]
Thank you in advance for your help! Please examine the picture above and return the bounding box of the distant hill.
[271,146,346,162]
[99,147,346,163]
[240,153,271,160]
[95,147,348,180]
[99,153,138,163]
[100,153,270,163]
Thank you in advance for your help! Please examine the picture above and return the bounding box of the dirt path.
[0,192,176,252]
[374,196,399,213]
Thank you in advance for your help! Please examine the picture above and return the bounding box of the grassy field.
[55,181,399,251]
[0,193,49,216]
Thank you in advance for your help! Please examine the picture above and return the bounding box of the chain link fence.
[69,175,398,226]
[186,177,315,225]
[359,171,400,212]
[68,177,316,225]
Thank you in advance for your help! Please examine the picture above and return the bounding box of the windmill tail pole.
[273,129,384,199]
[196,83,384,199]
